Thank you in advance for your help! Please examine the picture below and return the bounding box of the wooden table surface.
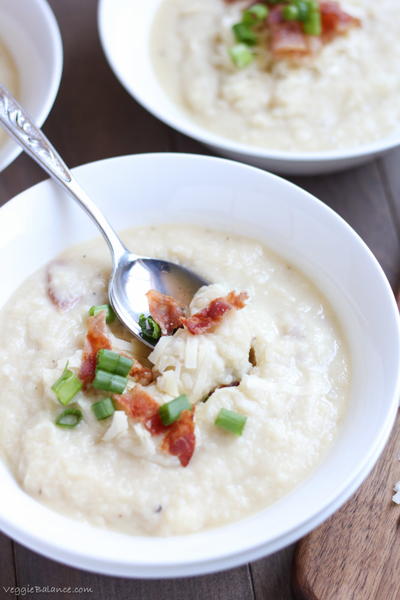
[1,1,399,598]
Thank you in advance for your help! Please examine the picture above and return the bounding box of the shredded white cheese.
[102,411,128,442]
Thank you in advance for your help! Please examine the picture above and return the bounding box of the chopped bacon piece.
[146,290,185,335]
[114,386,168,435]
[182,291,248,335]
[268,6,310,58]
[116,387,196,466]
[130,359,155,386]
[267,3,359,59]
[161,409,195,467]
[320,2,361,40]
[47,260,81,311]
[79,312,111,386]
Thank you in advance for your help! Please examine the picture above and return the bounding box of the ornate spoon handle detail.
[0,84,71,183]
[0,85,127,261]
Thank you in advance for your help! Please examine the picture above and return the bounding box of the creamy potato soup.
[0,226,349,535]
[151,0,400,152]
[0,40,18,147]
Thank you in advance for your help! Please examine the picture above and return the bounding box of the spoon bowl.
[109,254,208,347]
[0,85,207,345]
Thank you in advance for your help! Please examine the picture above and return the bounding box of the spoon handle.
[0,85,127,263]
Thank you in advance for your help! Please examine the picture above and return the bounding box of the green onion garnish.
[229,44,254,68]
[159,394,191,426]
[51,364,82,406]
[88,304,116,323]
[55,404,82,429]
[242,3,269,26]
[92,370,127,394]
[215,408,247,436]
[139,314,161,343]
[295,0,311,22]
[303,7,321,35]
[96,349,133,377]
[283,4,300,20]
[232,23,258,46]
[91,397,115,421]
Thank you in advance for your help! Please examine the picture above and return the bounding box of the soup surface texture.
[151,0,400,152]
[0,226,349,535]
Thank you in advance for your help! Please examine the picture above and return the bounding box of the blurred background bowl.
[0,0,63,172]
[98,0,400,176]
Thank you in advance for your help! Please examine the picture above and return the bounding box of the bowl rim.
[97,0,400,164]
[0,152,399,577]
[0,0,63,172]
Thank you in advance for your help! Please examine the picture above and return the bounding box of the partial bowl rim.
[97,0,400,165]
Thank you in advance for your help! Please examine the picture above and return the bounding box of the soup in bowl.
[0,153,398,576]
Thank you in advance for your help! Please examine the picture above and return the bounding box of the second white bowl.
[98,0,400,175]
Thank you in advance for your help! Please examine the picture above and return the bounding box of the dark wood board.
[293,414,400,600]
[0,1,399,598]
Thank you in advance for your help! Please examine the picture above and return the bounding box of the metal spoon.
[0,85,207,347]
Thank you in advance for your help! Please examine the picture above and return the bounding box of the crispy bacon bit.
[320,1,361,40]
[115,385,158,420]
[47,260,81,311]
[79,312,111,386]
[146,290,185,335]
[267,3,359,58]
[161,409,195,467]
[130,359,155,386]
[114,386,168,435]
[182,291,248,335]
[116,387,196,466]
[268,6,311,58]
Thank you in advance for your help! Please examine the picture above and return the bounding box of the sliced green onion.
[92,397,115,421]
[51,364,82,406]
[283,4,300,20]
[229,44,254,68]
[232,23,258,45]
[303,7,321,35]
[293,0,311,22]
[89,304,116,323]
[55,404,82,429]
[139,314,161,343]
[96,349,133,377]
[242,3,269,26]
[92,370,127,394]
[159,394,191,426]
[215,408,247,436]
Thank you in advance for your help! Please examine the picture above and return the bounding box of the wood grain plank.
[292,413,400,600]
[0,533,16,592]
[0,155,45,207]
[250,547,294,600]
[45,0,172,169]
[13,543,254,600]
[377,148,400,255]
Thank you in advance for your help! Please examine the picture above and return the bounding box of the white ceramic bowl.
[0,0,62,171]
[0,153,399,577]
[98,0,400,176]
